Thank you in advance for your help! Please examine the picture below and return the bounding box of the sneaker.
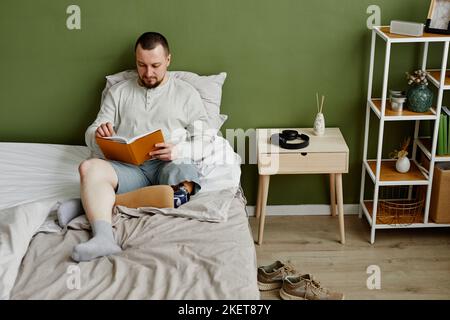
[174,186,190,208]
[257,261,298,291]
[280,274,344,300]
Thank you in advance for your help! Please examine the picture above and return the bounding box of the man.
[67,32,209,262]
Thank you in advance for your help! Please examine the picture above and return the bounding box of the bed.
[0,141,260,300]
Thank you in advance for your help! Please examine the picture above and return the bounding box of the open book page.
[101,135,128,144]
[101,129,161,144]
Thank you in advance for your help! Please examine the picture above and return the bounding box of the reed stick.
[316,92,320,113]
[320,95,325,113]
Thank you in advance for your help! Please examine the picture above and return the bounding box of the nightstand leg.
[255,175,263,219]
[336,173,345,244]
[329,174,337,216]
[257,175,270,245]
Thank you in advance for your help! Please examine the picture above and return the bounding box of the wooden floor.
[249,215,450,300]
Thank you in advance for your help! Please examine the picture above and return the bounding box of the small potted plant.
[389,137,411,173]
[405,70,433,113]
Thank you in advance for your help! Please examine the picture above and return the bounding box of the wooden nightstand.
[255,128,349,245]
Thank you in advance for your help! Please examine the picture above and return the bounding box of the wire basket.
[375,186,425,225]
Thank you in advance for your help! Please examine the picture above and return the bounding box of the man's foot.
[180,181,194,194]
[71,220,122,262]
[57,198,85,227]
[174,186,190,208]
[72,235,122,262]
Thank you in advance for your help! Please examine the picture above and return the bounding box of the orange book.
[95,129,165,165]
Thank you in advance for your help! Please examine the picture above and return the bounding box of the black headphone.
[271,130,310,150]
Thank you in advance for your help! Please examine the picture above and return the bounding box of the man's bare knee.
[79,159,103,178]
[79,159,118,188]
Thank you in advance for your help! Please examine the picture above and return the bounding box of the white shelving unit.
[359,26,450,244]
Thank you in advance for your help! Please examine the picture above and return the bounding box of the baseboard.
[245,204,359,216]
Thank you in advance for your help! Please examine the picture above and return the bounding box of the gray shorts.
[108,158,201,195]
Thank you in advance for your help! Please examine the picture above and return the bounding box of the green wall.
[0,0,447,205]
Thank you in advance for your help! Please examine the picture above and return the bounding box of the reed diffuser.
[314,93,326,136]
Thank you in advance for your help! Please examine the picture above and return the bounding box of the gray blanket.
[9,191,260,299]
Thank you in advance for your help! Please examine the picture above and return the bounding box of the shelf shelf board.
[426,69,450,90]
[375,26,450,43]
[417,137,450,162]
[363,200,424,226]
[369,99,437,120]
[365,160,429,185]
[362,201,450,229]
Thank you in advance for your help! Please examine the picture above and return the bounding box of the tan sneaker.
[280,274,344,300]
[257,261,298,291]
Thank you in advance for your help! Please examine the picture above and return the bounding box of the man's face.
[135,44,171,89]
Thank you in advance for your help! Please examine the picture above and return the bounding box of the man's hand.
[96,122,116,137]
[150,143,176,161]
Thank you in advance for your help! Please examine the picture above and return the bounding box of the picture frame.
[425,0,450,34]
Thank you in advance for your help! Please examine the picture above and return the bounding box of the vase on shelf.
[406,84,433,113]
[395,156,410,173]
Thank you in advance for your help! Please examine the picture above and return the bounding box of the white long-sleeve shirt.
[85,73,211,160]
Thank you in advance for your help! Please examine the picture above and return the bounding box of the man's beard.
[139,75,164,89]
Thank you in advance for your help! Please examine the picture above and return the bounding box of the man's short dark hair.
[135,32,170,55]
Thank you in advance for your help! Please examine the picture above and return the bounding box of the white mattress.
[0,143,90,210]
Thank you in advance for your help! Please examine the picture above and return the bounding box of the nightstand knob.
[301,152,308,156]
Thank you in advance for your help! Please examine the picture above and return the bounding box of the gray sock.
[57,198,85,227]
[71,220,122,262]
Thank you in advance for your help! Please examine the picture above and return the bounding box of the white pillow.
[100,70,228,130]
[170,71,228,131]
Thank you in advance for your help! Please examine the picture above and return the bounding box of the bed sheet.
[10,189,259,299]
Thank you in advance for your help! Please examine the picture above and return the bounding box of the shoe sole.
[279,288,345,300]
[279,288,306,300]
[257,281,282,291]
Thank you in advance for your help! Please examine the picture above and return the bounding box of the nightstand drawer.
[258,152,347,174]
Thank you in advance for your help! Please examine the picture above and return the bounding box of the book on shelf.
[95,129,165,165]
[437,108,449,156]
[444,107,450,154]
